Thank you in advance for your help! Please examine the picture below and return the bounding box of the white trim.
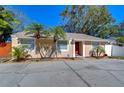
[60,49,68,52]
[71,39,108,42]
[72,40,75,58]
[83,41,85,57]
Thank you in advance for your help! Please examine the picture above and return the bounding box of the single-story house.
[11,32,109,58]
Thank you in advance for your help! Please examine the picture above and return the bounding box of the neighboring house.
[11,32,108,58]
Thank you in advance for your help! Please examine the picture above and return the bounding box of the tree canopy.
[60,5,118,38]
[114,21,124,44]
[116,36,124,43]
[117,21,124,36]
[0,6,19,43]
[25,22,44,39]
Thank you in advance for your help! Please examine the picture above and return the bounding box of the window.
[92,42,99,49]
[58,41,68,51]
[19,38,34,51]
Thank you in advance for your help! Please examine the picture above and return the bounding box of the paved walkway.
[0,59,124,87]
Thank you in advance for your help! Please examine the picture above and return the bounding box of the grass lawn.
[109,56,124,60]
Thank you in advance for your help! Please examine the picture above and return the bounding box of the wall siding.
[85,41,105,57]
[85,41,92,57]
[57,40,73,58]
[12,37,106,58]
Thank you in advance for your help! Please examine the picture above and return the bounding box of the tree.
[25,23,44,58]
[60,5,117,38]
[49,27,66,57]
[118,20,124,36]
[4,6,32,33]
[25,23,66,58]
[116,36,124,44]
[0,6,19,43]
[113,21,124,44]
[92,45,105,58]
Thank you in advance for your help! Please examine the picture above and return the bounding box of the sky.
[9,5,124,26]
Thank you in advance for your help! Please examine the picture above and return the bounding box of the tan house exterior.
[11,32,108,58]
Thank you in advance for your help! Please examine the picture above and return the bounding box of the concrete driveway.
[0,58,124,87]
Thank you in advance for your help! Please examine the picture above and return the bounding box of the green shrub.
[92,45,105,58]
[12,45,30,61]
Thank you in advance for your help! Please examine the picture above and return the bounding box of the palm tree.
[25,24,66,58]
[50,27,66,57]
[25,23,44,58]
[12,45,30,61]
[25,23,44,38]
[92,45,105,58]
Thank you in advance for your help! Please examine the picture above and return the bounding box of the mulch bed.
[0,57,11,63]
[0,56,112,64]
[0,57,84,64]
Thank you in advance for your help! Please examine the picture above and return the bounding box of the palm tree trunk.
[55,41,58,58]
[36,30,44,59]
[36,39,43,59]
[96,49,99,58]
[49,41,56,58]
[49,39,58,58]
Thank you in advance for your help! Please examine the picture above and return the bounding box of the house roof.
[11,31,108,42]
[11,31,34,39]
[66,33,108,42]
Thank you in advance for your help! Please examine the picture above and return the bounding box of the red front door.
[75,42,80,55]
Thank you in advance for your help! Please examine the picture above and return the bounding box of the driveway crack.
[15,63,31,87]
[63,61,91,87]
[107,71,124,84]
[16,73,28,87]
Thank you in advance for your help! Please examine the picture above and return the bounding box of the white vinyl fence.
[105,45,112,56]
[105,44,124,56]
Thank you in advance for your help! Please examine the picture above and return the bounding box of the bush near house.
[92,45,105,58]
[12,45,31,61]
